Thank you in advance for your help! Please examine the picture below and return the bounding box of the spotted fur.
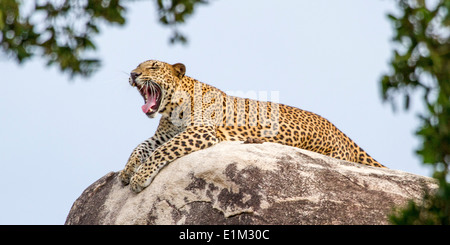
[119,60,385,193]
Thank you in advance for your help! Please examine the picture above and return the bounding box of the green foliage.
[156,0,209,44]
[390,181,450,225]
[0,0,208,78]
[0,0,126,77]
[381,0,450,224]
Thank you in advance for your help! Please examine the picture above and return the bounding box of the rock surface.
[65,142,437,225]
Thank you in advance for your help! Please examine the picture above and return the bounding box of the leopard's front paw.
[119,155,141,186]
[119,170,131,186]
[129,162,160,193]
[130,173,151,193]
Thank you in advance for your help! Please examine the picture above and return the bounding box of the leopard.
[119,59,386,193]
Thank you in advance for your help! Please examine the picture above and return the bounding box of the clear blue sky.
[0,0,431,224]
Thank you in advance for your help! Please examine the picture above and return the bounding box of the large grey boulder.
[65,142,437,225]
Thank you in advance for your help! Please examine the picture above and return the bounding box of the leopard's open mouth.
[138,81,162,116]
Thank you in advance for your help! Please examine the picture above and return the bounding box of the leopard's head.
[129,60,186,118]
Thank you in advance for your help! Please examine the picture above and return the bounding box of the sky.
[0,0,433,225]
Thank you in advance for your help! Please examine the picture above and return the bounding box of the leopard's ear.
[172,63,186,79]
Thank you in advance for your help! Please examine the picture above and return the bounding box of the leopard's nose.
[130,72,141,82]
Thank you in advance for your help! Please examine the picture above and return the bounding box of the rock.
[65,142,437,225]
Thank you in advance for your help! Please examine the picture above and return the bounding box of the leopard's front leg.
[130,126,219,193]
[119,116,181,185]
[119,139,156,185]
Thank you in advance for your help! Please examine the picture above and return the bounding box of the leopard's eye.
[148,66,158,70]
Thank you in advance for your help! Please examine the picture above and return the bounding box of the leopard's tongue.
[141,89,157,114]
